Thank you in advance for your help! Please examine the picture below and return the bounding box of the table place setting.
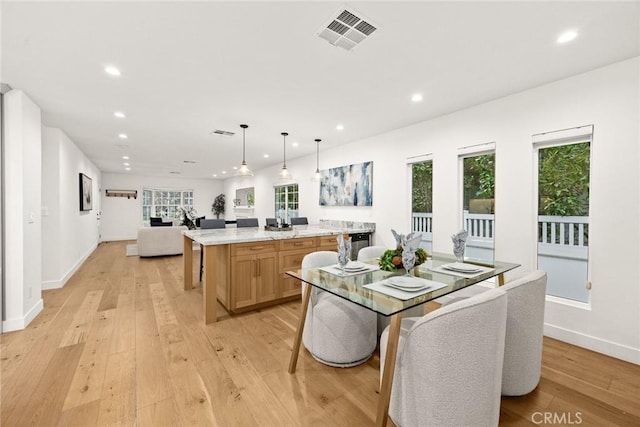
[320,260,380,276]
[427,261,495,278]
[364,275,448,300]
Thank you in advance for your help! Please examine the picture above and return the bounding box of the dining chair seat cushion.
[305,295,377,367]
[380,288,507,427]
[301,251,377,367]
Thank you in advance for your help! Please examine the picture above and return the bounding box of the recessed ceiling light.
[411,93,423,102]
[232,166,238,170]
[212,174,218,178]
[221,171,227,174]
[263,154,269,158]
[114,111,125,118]
[292,142,299,147]
[123,162,130,166]
[105,66,121,76]
[336,124,344,131]
[118,133,128,139]
[557,30,578,44]
[125,167,131,171]
[122,155,129,160]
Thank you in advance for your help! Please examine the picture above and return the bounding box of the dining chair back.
[198,219,226,281]
[357,245,386,262]
[301,251,377,367]
[380,287,507,427]
[290,217,308,225]
[200,219,225,229]
[237,218,259,228]
[500,270,547,396]
[265,218,277,227]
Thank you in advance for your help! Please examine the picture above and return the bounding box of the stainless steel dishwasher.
[349,232,371,260]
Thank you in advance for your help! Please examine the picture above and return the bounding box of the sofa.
[137,225,188,257]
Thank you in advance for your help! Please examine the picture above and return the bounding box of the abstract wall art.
[79,173,92,211]
[319,161,373,206]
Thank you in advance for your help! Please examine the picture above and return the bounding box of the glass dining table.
[286,252,520,427]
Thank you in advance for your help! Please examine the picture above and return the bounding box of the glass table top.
[286,252,520,317]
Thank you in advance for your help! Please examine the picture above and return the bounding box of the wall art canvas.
[319,161,373,206]
[79,173,92,211]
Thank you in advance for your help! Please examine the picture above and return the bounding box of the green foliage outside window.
[538,142,590,216]
[463,153,495,212]
[411,161,433,213]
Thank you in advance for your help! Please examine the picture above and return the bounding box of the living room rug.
[125,244,138,256]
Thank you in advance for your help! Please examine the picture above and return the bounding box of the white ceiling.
[2,1,639,179]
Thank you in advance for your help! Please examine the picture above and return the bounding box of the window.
[274,184,299,221]
[410,160,433,253]
[460,150,495,263]
[534,125,592,303]
[142,188,194,221]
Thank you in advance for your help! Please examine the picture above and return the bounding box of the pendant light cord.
[281,132,288,168]
[240,124,248,163]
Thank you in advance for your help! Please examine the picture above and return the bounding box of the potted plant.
[212,193,225,219]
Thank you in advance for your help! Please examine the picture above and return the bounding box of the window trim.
[142,188,194,222]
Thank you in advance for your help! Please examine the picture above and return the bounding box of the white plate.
[387,276,428,289]
[343,261,367,271]
[383,282,430,292]
[443,263,482,273]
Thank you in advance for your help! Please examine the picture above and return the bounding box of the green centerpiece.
[379,247,428,272]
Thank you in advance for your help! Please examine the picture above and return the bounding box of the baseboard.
[103,236,137,242]
[42,243,98,290]
[2,298,44,332]
[544,323,640,365]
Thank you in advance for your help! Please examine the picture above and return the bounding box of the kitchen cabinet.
[230,241,278,311]
[279,238,317,298]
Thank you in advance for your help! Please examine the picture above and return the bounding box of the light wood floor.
[1,241,639,426]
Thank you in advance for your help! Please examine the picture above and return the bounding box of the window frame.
[274,183,299,221]
[142,188,194,222]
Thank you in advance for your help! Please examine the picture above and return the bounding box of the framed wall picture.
[319,161,373,206]
[79,173,92,211]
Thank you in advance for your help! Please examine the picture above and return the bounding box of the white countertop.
[183,224,374,245]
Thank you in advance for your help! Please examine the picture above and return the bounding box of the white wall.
[223,58,640,363]
[3,90,43,331]
[100,173,223,241]
[41,126,101,290]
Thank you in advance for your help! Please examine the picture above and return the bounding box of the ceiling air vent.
[210,129,235,137]
[317,7,378,51]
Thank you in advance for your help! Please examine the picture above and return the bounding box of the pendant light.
[235,124,253,176]
[311,138,322,182]
[279,132,292,180]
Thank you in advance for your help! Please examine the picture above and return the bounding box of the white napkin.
[451,229,468,260]
[337,235,352,265]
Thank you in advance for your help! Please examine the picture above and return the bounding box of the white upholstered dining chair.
[500,270,547,396]
[301,251,377,367]
[379,287,507,427]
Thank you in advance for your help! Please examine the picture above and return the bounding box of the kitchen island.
[183,222,375,323]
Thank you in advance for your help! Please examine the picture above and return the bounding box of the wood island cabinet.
[222,235,340,313]
[230,241,278,310]
[317,234,342,252]
[279,237,318,298]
